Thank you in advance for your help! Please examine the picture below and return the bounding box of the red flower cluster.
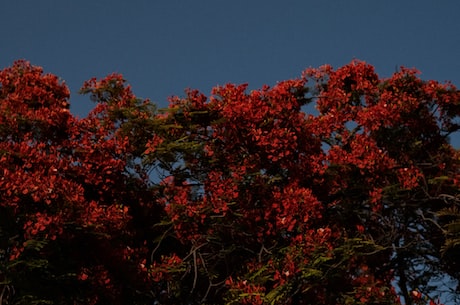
[2,60,459,304]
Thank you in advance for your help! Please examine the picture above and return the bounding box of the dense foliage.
[1,60,460,304]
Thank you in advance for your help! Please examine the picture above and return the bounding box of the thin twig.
[258,244,271,262]
[191,248,198,294]
[201,280,227,303]
[0,285,4,305]
[415,209,445,233]
[150,226,172,262]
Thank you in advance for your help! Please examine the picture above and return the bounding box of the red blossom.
[1,60,458,305]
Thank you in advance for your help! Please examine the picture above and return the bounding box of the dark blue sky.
[1,1,459,117]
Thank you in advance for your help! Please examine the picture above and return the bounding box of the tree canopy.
[1,60,460,304]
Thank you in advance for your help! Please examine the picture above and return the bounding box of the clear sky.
[1,1,459,128]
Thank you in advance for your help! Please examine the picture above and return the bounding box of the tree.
[0,61,159,304]
[1,60,459,304]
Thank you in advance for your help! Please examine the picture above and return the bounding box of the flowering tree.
[0,61,160,304]
[1,60,459,304]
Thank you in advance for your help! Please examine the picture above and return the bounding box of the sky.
[1,1,460,302]
[1,0,460,146]
[2,1,459,116]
